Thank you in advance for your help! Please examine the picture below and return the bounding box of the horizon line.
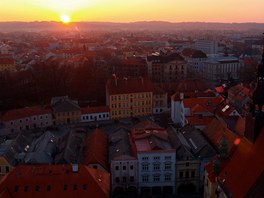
[0,20,264,24]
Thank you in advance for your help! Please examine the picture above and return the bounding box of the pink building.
[1,106,53,134]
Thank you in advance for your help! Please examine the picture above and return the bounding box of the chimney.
[140,76,144,85]
[112,73,117,87]
[72,164,78,173]
[180,92,184,100]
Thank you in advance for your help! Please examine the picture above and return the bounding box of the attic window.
[35,185,40,192]
[47,185,51,192]
[73,184,77,190]
[83,184,87,190]
[24,185,29,192]
[14,185,19,192]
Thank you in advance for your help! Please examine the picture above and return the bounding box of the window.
[123,177,127,182]
[153,163,160,171]
[63,185,68,191]
[165,163,171,170]
[93,165,98,169]
[10,121,13,125]
[153,156,160,160]
[123,166,126,170]
[165,156,171,160]
[130,176,134,182]
[20,120,22,123]
[47,185,51,192]
[142,175,149,182]
[14,185,19,192]
[185,171,189,178]
[83,184,87,190]
[186,162,189,167]
[191,170,195,178]
[73,184,77,190]
[24,186,29,192]
[35,185,40,192]
[40,116,42,120]
[153,175,160,182]
[115,177,120,183]
[165,174,171,181]
[142,157,148,161]
[142,164,149,171]
[115,166,119,171]
[130,165,133,170]
[5,166,9,173]
[179,172,183,179]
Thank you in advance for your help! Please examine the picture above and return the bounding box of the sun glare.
[61,15,71,24]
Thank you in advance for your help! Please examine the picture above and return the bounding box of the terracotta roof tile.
[203,118,238,153]
[1,106,52,122]
[219,127,264,197]
[81,106,109,114]
[0,164,110,198]
[82,129,109,171]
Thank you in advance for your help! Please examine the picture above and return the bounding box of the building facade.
[106,77,153,119]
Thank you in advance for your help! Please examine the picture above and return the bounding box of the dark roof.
[55,129,86,164]
[147,52,184,63]
[51,96,80,113]
[109,127,133,161]
[191,50,207,58]
[1,106,51,122]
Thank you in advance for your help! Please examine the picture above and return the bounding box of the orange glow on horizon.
[0,0,263,23]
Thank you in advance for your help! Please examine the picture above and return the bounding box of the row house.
[146,52,187,82]
[51,96,81,125]
[81,106,110,122]
[130,121,176,195]
[109,128,138,195]
[106,77,153,119]
[1,106,53,134]
[152,84,168,114]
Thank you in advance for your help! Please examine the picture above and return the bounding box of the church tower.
[245,33,264,143]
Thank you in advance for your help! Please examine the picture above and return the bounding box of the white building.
[202,55,244,81]
[131,121,176,194]
[195,40,218,55]
[81,106,110,122]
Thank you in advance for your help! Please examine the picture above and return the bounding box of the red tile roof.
[187,116,215,126]
[0,164,110,198]
[82,128,109,171]
[203,118,238,153]
[1,106,52,122]
[183,95,224,113]
[81,106,110,115]
[218,127,264,197]
[0,58,15,65]
[106,77,153,95]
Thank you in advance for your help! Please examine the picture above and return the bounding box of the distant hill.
[0,21,264,32]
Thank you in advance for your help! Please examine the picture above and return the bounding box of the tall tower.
[245,33,264,143]
[252,33,264,112]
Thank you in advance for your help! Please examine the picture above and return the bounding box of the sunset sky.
[1,0,264,23]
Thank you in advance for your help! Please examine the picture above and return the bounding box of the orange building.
[106,77,153,119]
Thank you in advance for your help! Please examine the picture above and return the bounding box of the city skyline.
[1,0,264,23]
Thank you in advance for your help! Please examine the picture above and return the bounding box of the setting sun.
[60,15,71,24]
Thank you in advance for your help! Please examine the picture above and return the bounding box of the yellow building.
[0,57,16,73]
[106,77,153,119]
[51,96,81,125]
